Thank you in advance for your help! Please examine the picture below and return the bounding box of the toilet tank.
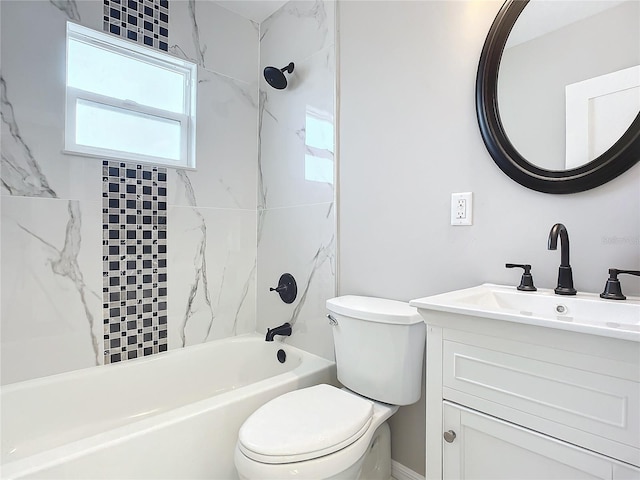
[326,296,425,406]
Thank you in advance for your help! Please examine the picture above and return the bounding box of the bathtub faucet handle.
[269,273,297,304]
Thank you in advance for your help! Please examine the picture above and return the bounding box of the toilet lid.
[237,384,374,464]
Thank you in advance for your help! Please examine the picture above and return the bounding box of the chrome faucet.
[547,223,577,295]
[265,322,292,342]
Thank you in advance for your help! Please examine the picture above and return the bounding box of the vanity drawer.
[442,341,640,452]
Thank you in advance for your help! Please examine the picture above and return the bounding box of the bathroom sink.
[410,284,640,341]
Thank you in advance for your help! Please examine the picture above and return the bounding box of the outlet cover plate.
[451,192,473,226]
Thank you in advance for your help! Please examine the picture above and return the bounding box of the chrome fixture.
[327,314,338,326]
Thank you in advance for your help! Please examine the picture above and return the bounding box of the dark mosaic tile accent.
[102,161,168,364]
[103,0,169,51]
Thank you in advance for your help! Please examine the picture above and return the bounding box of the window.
[65,22,197,168]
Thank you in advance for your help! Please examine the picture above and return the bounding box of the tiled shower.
[0,0,336,384]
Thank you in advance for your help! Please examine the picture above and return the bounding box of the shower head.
[263,62,294,90]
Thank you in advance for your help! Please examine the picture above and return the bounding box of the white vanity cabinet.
[415,308,640,480]
[443,402,638,480]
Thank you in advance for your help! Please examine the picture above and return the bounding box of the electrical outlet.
[456,199,466,219]
[451,192,473,225]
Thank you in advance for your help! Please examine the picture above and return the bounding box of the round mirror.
[476,0,640,194]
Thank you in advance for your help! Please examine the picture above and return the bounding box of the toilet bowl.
[234,384,398,479]
[234,296,425,480]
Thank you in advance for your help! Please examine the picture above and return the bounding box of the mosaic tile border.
[102,161,168,364]
[103,0,169,52]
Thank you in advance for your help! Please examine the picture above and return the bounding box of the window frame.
[64,22,197,168]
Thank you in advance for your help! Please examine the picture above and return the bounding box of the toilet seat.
[238,384,374,464]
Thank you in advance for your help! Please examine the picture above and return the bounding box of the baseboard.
[391,460,425,480]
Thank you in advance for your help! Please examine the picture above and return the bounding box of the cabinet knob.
[443,430,457,443]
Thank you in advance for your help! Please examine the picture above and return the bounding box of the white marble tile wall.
[256,0,337,360]
[1,196,103,384]
[257,203,336,359]
[168,0,259,84]
[169,67,258,211]
[165,1,259,358]
[1,0,259,383]
[167,203,256,349]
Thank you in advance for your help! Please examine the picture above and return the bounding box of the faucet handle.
[269,273,297,304]
[600,269,640,300]
[505,263,537,291]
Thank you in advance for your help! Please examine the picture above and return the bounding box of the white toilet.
[234,295,425,480]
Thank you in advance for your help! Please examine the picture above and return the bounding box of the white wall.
[337,0,640,474]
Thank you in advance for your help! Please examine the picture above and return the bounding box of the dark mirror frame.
[476,0,640,194]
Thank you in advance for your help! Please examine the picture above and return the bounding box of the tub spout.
[265,322,292,342]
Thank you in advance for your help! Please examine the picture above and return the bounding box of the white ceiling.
[213,0,288,23]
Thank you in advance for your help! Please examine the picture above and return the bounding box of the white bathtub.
[1,334,336,479]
